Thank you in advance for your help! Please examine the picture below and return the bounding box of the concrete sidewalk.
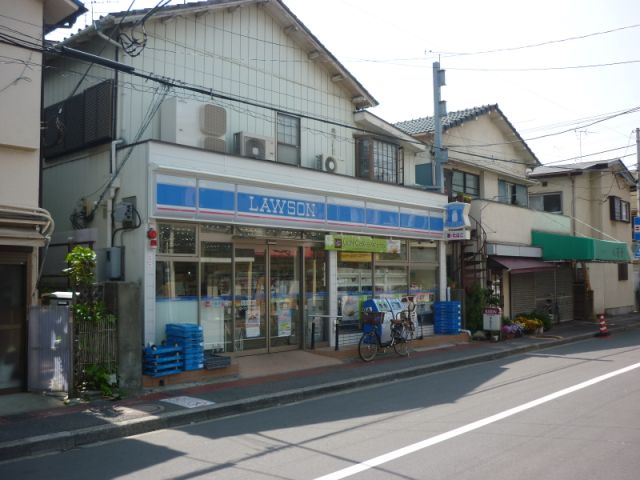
[1,315,638,462]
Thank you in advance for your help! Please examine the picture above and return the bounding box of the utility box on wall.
[98,247,124,281]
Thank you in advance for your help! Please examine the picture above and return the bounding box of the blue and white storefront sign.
[156,174,197,216]
[444,201,471,240]
[633,216,640,242]
[153,173,444,239]
[236,185,326,226]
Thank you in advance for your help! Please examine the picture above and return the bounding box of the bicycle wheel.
[393,324,414,356]
[358,331,379,362]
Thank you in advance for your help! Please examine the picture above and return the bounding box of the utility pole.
[636,128,640,214]
[433,62,448,302]
[432,62,448,194]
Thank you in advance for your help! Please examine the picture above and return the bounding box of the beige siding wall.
[43,149,112,242]
[112,5,357,174]
[0,0,43,207]
[530,170,634,313]
[443,114,531,181]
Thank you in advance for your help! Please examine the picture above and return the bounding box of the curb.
[1,322,637,462]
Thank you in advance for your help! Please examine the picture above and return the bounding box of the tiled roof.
[394,104,498,135]
[531,159,635,185]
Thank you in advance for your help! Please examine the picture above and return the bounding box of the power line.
[446,59,640,72]
[430,23,640,58]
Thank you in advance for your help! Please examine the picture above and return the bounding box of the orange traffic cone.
[595,313,610,337]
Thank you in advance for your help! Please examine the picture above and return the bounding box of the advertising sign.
[634,217,640,242]
[482,306,502,331]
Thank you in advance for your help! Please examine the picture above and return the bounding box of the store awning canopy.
[489,256,557,274]
[532,230,630,262]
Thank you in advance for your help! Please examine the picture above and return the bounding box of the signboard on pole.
[634,216,640,242]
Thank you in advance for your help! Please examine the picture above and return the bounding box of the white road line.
[314,361,640,480]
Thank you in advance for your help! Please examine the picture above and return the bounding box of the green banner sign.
[324,234,400,253]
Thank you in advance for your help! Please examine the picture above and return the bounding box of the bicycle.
[358,309,416,362]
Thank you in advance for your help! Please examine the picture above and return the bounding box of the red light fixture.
[147,227,158,248]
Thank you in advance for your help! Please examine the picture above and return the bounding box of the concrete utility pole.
[636,128,640,214]
[432,62,447,194]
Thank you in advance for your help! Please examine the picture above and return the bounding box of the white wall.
[470,199,571,245]
[0,0,43,208]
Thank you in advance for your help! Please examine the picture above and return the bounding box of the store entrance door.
[234,244,300,354]
[0,262,27,393]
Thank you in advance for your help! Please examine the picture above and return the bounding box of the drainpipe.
[570,174,576,236]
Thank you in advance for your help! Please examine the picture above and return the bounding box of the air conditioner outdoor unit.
[234,132,275,161]
[315,154,337,173]
[200,103,227,153]
[161,98,227,153]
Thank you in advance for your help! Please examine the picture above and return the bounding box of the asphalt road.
[3,331,640,479]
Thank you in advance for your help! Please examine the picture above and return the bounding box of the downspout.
[570,174,576,235]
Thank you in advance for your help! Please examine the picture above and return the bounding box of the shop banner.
[325,234,401,253]
[154,173,444,239]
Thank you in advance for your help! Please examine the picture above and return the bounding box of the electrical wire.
[432,23,640,58]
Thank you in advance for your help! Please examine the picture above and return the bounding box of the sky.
[49,0,640,169]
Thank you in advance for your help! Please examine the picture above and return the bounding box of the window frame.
[609,196,630,223]
[498,179,528,207]
[356,136,403,185]
[276,113,301,166]
[529,191,563,214]
[446,169,480,201]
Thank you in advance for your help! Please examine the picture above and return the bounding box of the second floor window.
[277,113,300,166]
[530,192,562,214]
[609,196,630,222]
[498,180,528,207]
[446,170,479,201]
[356,137,403,184]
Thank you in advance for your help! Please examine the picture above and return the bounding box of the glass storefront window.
[410,241,437,263]
[305,246,327,346]
[374,265,408,296]
[410,265,437,326]
[155,261,198,345]
[337,252,372,324]
[158,224,197,255]
[200,242,233,352]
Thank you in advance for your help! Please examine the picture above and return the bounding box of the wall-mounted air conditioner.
[160,98,227,153]
[200,103,227,153]
[234,132,276,161]
[315,154,338,173]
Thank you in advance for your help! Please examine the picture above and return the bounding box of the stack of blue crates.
[143,345,183,377]
[433,301,462,334]
[166,323,204,371]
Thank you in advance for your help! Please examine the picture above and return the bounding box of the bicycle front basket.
[362,311,385,325]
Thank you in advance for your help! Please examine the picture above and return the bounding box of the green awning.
[532,230,630,262]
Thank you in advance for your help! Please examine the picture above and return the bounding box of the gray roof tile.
[394,104,498,135]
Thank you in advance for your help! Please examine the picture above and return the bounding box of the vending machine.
[362,298,393,342]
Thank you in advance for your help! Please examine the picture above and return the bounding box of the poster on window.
[245,302,261,338]
[277,302,292,337]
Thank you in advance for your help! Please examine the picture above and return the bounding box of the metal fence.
[28,304,71,393]
[74,311,118,379]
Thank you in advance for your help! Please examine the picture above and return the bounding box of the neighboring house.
[41,0,447,361]
[396,104,577,322]
[0,0,85,393]
[529,159,634,318]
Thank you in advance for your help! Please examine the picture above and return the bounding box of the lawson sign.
[154,174,444,239]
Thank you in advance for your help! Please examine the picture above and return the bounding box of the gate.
[28,304,71,392]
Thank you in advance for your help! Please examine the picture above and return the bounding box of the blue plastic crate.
[143,345,182,356]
